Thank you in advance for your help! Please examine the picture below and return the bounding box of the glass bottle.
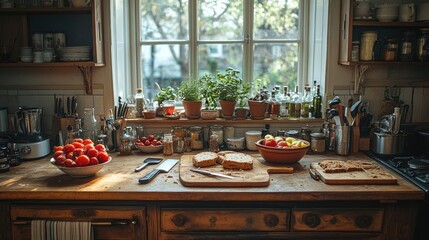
[313,84,323,118]
[280,86,289,118]
[119,136,133,155]
[209,125,224,145]
[301,86,312,118]
[82,108,97,141]
[135,88,145,118]
[289,86,301,118]
[269,90,280,119]
[163,133,174,156]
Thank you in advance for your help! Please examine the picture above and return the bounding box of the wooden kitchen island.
[0,152,424,240]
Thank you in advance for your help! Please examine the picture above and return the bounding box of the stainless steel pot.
[371,131,406,155]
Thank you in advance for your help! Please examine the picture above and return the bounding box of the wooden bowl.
[255,139,309,164]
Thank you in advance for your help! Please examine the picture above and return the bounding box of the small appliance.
[12,107,50,160]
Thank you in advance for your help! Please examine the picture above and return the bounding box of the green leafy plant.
[237,82,251,108]
[199,73,218,110]
[177,79,202,101]
[215,68,243,101]
[154,83,177,104]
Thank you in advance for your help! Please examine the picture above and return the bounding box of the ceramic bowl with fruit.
[135,134,164,153]
[255,135,310,164]
[50,138,111,177]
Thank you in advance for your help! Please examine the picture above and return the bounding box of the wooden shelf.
[0,7,91,14]
[0,62,104,67]
[353,21,429,27]
[339,60,429,66]
[127,117,324,125]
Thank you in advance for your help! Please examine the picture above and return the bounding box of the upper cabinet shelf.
[0,0,104,68]
[339,0,429,66]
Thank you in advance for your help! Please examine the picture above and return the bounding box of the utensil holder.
[336,126,351,156]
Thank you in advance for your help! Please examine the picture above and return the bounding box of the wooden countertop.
[0,152,424,202]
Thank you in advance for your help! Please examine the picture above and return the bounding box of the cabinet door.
[10,205,146,240]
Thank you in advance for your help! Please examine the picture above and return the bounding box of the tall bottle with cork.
[313,84,323,118]
[135,88,145,118]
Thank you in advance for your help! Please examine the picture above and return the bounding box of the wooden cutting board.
[179,155,294,187]
[310,162,397,185]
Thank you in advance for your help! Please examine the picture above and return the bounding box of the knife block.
[51,116,61,146]
[60,117,76,131]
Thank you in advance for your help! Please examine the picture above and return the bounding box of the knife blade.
[66,97,71,117]
[139,159,178,184]
[190,169,234,179]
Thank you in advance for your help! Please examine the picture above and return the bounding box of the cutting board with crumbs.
[179,155,294,187]
[310,162,397,185]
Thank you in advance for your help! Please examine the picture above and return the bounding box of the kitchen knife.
[190,169,234,179]
[139,159,178,184]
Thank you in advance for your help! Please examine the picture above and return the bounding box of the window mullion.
[189,0,198,80]
[243,0,254,85]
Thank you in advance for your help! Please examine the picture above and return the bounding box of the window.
[111,0,328,104]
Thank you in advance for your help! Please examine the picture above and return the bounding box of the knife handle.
[139,168,161,184]
[135,162,149,172]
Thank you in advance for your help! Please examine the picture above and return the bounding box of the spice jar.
[417,28,429,61]
[189,126,204,150]
[172,126,186,140]
[209,134,220,152]
[352,41,360,61]
[310,133,326,153]
[184,137,192,152]
[163,133,173,156]
[382,39,398,61]
[119,137,133,155]
[209,125,224,145]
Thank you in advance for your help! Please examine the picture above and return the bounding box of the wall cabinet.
[0,0,104,94]
[339,0,429,65]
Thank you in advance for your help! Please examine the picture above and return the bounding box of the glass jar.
[310,133,326,153]
[360,31,378,61]
[209,134,220,152]
[400,31,415,61]
[245,130,261,151]
[172,126,186,140]
[300,127,311,142]
[119,137,133,155]
[417,28,429,61]
[82,108,97,141]
[382,39,398,61]
[189,126,204,150]
[184,137,192,152]
[209,125,224,145]
[163,133,174,156]
[352,41,360,61]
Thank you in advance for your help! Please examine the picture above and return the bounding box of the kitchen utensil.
[350,99,362,119]
[309,162,397,185]
[190,169,234,179]
[371,131,406,155]
[336,125,351,156]
[135,158,163,172]
[179,155,294,187]
[138,159,178,184]
[328,96,341,108]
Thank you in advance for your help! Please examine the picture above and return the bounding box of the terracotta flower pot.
[220,100,236,119]
[182,100,202,119]
[248,100,268,120]
[235,107,249,120]
[201,109,219,120]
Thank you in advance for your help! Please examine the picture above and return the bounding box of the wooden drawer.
[291,208,384,232]
[10,205,146,240]
[161,208,289,232]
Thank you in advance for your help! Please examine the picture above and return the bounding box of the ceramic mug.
[399,3,415,22]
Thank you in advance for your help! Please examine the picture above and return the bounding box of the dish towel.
[31,220,93,240]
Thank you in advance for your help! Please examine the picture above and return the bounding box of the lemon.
[285,137,296,144]
[264,134,274,139]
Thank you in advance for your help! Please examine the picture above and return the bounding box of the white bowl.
[135,144,164,153]
[20,56,33,63]
[50,157,111,177]
[376,14,398,22]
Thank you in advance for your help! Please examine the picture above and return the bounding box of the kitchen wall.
[0,0,428,138]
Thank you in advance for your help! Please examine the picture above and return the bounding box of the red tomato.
[148,134,155,141]
[156,141,162,146]
[83,139,93,145]
[89,157,99,166]
[66,151,75,160]
[53,150,64,159]
[83,144,95,154]
[87,148,99,158]
[264,138,277,147]
[276,141,289,148]
[75,155,90,167]
[144,140,151,146]
[73,148,85,157]
[63,144,75,154]
[135,139,141,143]
[74,138,84,143]
[151,139,158,146]
[94,144,105,152]
[53,145,63,152]
[55,155,67,166]
[97,152,109,163]
[72,141,84,149]
[64,159,76,167]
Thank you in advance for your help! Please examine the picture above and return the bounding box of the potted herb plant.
[177,78,202,119]
[214,68,243,119]
[234,82,250,119]
[154,83,177,117]
[248,78,269,120]
[199,73,219,120]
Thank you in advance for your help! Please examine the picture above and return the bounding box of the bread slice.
[217,151,235,164]
[222,153,253,170]
[192,152,218,168]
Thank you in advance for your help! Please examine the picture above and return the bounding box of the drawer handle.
[302,213,321,228]
[264,214,279,227]
[355,215,373,229]
[172,214,188,227]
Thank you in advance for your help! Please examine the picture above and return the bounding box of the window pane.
[254,0,299,40]
[253,43,298,89]
[198,44,243,77]
[198,0,243,40]
[141,0,189,40]
[141,45,189,101]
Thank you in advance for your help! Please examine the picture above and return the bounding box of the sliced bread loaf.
[192,152,218,168]
[222,153,253,170]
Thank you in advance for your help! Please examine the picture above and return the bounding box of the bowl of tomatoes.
[255,135,310,164]
[50,138,111,177]
[134,134,164,153]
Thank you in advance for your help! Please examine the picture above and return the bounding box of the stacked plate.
[58,46,92,62]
